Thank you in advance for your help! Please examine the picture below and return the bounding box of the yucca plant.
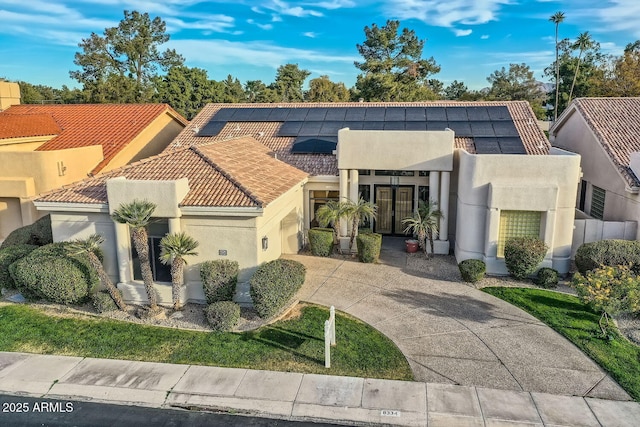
[402,200,443,257]
[343,198,377,252]
[111,199,158,310]
[159,231,199,311]
[315,199,348,253]
[67,233,127,311]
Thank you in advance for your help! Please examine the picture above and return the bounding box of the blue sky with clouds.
[1,1,639,91]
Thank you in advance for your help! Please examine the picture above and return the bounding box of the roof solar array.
[200,105,525,154]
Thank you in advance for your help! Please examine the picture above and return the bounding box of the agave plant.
[159,231,199,311]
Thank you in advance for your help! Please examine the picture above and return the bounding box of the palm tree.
[343,198,377,252]
[67,233,127,311]
[111,200,158,310]
[549,11,565,121]
[402,200,443,257]
[315,200,348,253]
[159,232,199,311]
[568,32,594,103]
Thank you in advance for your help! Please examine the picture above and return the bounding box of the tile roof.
[557,97,640,188]
[36,136,308,208]
[0,113,61,139]
[169,101,549,176]
[1,104,188,174]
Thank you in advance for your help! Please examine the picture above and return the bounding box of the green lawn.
[0,303,413,381]
[482,287,640,400]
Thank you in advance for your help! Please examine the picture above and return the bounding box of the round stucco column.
[439,171,450,241]
[430,171,440,240]
[168,217,181,234]
[339,169,348,237]
[113,221,131,283]
[349,169,359,203]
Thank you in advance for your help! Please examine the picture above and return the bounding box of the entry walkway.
[287,237,631,401]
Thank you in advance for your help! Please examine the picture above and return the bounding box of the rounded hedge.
[308,228,334,257]
[575,240,640,274]
[200,260,239,303]
[458,259,486,283]
[205,301,241,331]
[0,215,52,250]
[250,259,306,318]
[357,232,382,263]
[9,242,99,304]
[504,237,548,280]
[92,290,120,313]
[0,244,37,289]
[535,267,559,289]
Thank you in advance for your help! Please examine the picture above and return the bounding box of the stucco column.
[349,169,359,203]
[439,171,450,241]
[113,222,131,283]
[168,217,181,234]
[484,207,500,258]
[430,171,440,240]
[339,169,348,237]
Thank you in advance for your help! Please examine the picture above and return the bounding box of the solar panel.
[277,121,303,137]
[425,107,446,121]
[197,121,226,137]
[288,108,309,121]
[362,122,385,130]
[345,107,366,121]
[498,137,527,154]
[364,108,385,121]
[474,138,501,154]
[487,106,510,121]
[230,108,255,121]
[385,107,406,121]
[470,121,496,137]
[290,137,337,154]
[267,108,291,121]
[384,122,406,130]
[319,121,345,136]
[249,108,272,121]
[211,108,236,121]
[342,121,364,130]
[404,121,427,131]
[446,122,472,137]
[298,121,323,136]
[324,108,347,121]
[306,108,328,120]
[445,107,468,121]
[466,107,490,121]
[426,121,449,131]
[492,121,520,137]
[405,107,426,121]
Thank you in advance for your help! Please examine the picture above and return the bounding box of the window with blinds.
[590,186,605,220]
[497,210,542,257]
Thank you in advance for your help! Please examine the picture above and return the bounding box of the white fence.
[572,215,637,257]
[325,306,336,368]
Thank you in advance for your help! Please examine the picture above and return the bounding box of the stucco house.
[0,81,188,241]
[35,101,580,305]
[549,97,640,240]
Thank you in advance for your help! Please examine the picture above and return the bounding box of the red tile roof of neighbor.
[0,104,188,174]
[562,97,640,188]
[169,101,550,176]
[0,113,62,139]
[36,136,308,208]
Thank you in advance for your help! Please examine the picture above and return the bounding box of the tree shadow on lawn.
[242,326,323,365]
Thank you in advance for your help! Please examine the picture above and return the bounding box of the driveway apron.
[286,238,631,401]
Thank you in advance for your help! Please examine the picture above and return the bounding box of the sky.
[1,0,639,92]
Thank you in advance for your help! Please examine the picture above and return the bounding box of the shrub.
[535,267,559,288]
[458,259,486,283]
[308,228,334,257]
[205,301,241,331]
[357,232,382,263]
[0,215,52,249]
[200,260,239,303]
[575,240,640,274]
[92,290,120,313]
[250,259,306,318]
[504,237,548,280]
[0,244,37,289]
[9,242,99,305]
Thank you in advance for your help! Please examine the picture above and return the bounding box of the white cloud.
[594,0,640,38]
[260,0,324,17]
[303,32,318,38]
[454,29,472,37]
[306,0,356,9]
[481,34,490,39]
[385,0,511,27]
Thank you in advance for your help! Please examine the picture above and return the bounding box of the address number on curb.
[381,410,401,417]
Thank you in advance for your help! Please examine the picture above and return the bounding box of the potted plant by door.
[405,239,419,253]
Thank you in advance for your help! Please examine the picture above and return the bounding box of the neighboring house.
[0,82,188,240]
[35,101,580,305]
[549,97,640,239]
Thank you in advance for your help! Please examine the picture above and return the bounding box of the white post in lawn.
[325,305,336,368]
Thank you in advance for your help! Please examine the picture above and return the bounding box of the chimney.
[0,81,21,110]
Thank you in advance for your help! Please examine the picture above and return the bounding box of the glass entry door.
[374,186,414,235]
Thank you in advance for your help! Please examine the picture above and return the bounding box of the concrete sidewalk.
[0,352,638,426]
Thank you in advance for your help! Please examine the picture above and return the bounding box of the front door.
[374,186,414,235]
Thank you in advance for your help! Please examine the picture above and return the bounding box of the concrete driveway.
[285,238,631,401]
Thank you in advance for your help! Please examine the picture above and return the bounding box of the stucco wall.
[550,111,640,238]
[455,149,581,275]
